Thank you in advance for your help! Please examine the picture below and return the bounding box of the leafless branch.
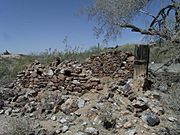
[121,24,169,38]
[139,9,156,19]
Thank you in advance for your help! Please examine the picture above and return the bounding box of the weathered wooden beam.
[133,45,150,79]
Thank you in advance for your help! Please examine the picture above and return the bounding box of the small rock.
[24,103,36,113]
[72,80,80,85]
[49,131,58,135]
[96,84,103,91]
[123,79,133,91]
[158,127,171,135]
[81,121,88,126]
[115,123,123,129]
[168,117,177,122]
[94,115,102,125]
[52,105,60,114]
[55,129,61,134]
[124,122,132,129]
[34,60,40,64]
[33,123,41,129]
[47,69,54,76]
[12,109,20,113]
[159,85,168,92]
[74,112,81,117]
[62,125,69,133]
[85,127,99,135]
[66,131,73,134]
[47,81,54,86]
[5,108,12,115]
[144,91,161,100]
[117,117,128,127]
[59,118,67,123]
[61,98,78,114]
[36,128,47,135]
[90,77,100,83]
[132,98,149,111]
[0,110,5,114]
[31,71,37,77]
[141,112,160,126]
[127,56,134,62]
[121,110,131,116]
[16,95,27,103]
[128,93,136,101]
[73,87,82,92]
[8,83,14,88]
[151,107,164,115]
[152,92,161,99]
[132,101,148,111]
[29,113,34,117]
[126,129,137,135]
[51,116,57,121]
[75,132,86,135]
[148,100,164,115]
[78,98,85,108]
[26,89,38,97]
[0,100,4,109]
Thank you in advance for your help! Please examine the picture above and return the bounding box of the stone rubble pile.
[12,60,93,94]
[83,50,134,78]
[0,49,177,135]
[11,50,133,91]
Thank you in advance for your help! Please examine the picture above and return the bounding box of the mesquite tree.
[86,0,180,43]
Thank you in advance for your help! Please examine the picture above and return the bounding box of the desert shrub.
[117,44,135,54]
[60,46,104,63]
[98,102,117,130]
[0,56,36,85]
[116,42,180,63]
[150,41,180,63]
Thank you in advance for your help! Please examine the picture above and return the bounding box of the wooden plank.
[133,45,150,79]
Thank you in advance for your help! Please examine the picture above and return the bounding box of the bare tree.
[86,0,180,43]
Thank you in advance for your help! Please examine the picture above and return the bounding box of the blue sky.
[0,0,171,54]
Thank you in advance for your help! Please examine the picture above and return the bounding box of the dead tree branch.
[120,24,179,42]
[139,9,156,19]
[120,1,180,43]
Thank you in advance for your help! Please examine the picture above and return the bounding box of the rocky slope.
[0,49,179,135]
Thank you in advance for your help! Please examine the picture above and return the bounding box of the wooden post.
[133,45,150,79]
[98,43,100,49]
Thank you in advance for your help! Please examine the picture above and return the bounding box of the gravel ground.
[0,116,32,135]
[0,116,13,135]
